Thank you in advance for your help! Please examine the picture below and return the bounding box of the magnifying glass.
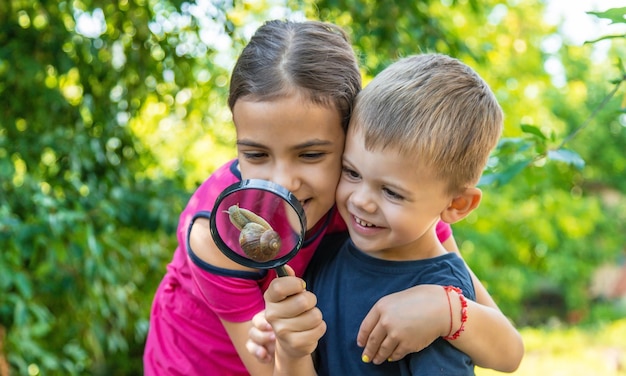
[209,179,306,277]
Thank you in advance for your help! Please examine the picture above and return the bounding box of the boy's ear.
[440,187,482,224]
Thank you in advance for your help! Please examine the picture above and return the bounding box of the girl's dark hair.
[228,20,361,131]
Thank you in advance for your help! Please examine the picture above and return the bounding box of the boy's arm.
[263,270,323,376]
[445,281,524,372]
[357,234,523,372]
[444,234,524,370]
[357,284,523,372]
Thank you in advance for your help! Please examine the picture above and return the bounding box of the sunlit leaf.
[521,124,547,140]
[479,159,532,186]
[587,7,626,25]
[547,149,585,170]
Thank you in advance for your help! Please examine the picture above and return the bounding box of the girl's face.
[232,94,345,231]
[336,127,451,260]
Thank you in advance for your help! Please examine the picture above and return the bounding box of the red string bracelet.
[442,286,468,340]
[443,286,454,339]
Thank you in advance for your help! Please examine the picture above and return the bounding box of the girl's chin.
[303,207,331,232]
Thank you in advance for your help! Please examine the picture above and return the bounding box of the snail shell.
[225,205,282,262]
[239,222,282,262]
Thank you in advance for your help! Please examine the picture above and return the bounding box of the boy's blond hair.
[351,53,503,195]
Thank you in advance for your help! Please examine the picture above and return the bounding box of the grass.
[476,319,626,376]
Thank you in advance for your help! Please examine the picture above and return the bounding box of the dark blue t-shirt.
[304,233,475,376]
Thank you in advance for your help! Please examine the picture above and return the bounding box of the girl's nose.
[272,163,301,193]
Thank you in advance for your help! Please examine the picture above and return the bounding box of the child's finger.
[249,323,275,347]
[279,319,327,357]
[356,307,379,348]
[358,317,386,364]
[245,338,273,363]
[266,290,318,322]
[281,264,296,276]
[369,335,397,365]
[251,310,272,331]
[264,276,307,303]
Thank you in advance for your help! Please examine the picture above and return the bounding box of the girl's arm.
[357,234,523,372]
[445,234,524,370]
[221,319,277,375]
[189,218,277,376]
[262,268,321,376]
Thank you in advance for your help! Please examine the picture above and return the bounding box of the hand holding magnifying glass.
[210,179,306,277]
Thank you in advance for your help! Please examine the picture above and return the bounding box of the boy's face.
[233,94,345,231]
[336,127,452,260]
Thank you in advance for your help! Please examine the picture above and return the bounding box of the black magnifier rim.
[209,179,307,270]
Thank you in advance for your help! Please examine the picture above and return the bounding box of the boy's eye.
[383,187,404,201]
[342,167,360,180]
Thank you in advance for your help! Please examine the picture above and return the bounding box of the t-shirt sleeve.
[408,338,474,375]
[188,251,267,322]
[181,160,270,323]
[175,159,240,251]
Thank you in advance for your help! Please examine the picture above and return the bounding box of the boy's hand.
[246,311,276,363]
[264,266,326,359]
[357,284,448,364]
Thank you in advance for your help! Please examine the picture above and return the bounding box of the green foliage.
[1,0,625,374]
[294,0,481,75]
[0,0,208,373]
[464,6,626,323]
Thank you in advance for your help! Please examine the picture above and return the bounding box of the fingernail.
[302,281,307,289]
[362,355,370,363]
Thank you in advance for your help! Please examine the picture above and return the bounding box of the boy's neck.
[360,234,448,261]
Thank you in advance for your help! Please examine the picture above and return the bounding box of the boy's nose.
[350,187,377,214]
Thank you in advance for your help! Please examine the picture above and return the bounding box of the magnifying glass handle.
[275,266,289,277]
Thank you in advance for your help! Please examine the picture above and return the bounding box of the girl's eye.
[383,187,405,201]
[300,152,325,160]
[241,151,268,160]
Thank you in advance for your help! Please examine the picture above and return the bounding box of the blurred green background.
[1,0,625,374]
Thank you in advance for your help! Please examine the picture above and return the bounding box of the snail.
[225,205,282,262]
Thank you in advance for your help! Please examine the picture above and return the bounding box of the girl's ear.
[440,187,482,224]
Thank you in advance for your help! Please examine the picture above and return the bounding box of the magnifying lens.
[209,179,306,277]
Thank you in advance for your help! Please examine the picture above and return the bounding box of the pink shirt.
[143,159,452,375]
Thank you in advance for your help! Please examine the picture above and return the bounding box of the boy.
[263,53,515,375]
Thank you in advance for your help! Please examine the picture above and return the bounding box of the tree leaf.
[587,7,626,25]
[479,159,532,186]
[547,149,586,170]
[521,124,547,140]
